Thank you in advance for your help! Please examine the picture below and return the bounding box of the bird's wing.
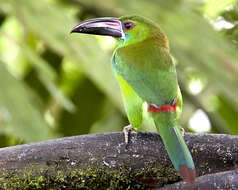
[114,46,178,106]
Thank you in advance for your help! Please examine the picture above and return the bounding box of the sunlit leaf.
[0,61,55,142]
[10,0,123,110]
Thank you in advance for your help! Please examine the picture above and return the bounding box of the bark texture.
[0,132,237,189]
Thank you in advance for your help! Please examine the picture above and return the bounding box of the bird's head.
[71,15,168,48]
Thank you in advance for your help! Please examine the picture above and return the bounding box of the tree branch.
[0,132,237,189]
[157,170,238,190]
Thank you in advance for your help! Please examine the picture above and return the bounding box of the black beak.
[70,17,124,38]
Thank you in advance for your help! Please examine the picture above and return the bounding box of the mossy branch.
[0,132,238,189]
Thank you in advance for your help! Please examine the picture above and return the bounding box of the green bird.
[71,15,196,184]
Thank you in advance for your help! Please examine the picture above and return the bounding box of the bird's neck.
[117,30,169,50]
[114,38,172,72]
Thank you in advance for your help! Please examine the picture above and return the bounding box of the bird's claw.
[180,127,185,136]
[123,125,132,144]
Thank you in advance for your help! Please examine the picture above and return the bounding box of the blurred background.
[0,0,238,147]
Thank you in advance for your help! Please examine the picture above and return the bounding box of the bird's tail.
[155,122,196,184]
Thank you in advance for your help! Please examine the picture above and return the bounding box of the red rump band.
[147,102,178,113]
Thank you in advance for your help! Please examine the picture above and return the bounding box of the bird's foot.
[123,125,133,144]
[180,127,185,136]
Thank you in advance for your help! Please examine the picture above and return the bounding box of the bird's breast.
[112,56,178,106]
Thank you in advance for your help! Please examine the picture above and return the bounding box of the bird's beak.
[70,17,124,38]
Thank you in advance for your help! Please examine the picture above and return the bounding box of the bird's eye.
[123,21,136,31]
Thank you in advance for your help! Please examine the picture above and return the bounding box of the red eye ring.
[123,21,136,31]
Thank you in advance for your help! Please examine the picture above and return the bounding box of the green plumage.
[113,16,195,183]
[114,72,143,129]
[71,15,196,184]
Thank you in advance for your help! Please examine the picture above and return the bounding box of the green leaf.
[204,0,236,18]
[20,43,75,112]
[0,61,55,142]
[10,0,123,111]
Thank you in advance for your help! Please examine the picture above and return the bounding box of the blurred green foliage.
[0,0,238,147]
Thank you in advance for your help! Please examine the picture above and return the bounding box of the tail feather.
[179,165,196,185]
[156,123,196,184]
